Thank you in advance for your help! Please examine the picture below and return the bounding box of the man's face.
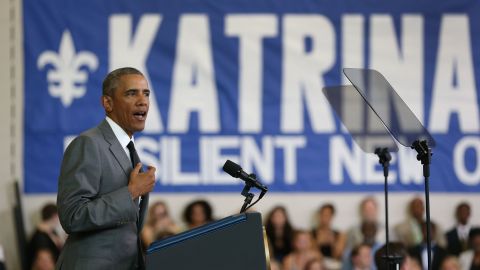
[355,246,372,269]
[456,205,470,225]
[410,198,424,220]
[103,74,150,137]
[361,200,378,222]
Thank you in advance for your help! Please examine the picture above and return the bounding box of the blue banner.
[24,0,480,193]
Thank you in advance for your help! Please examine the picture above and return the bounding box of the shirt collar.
[105,117,134,151]
[457,224,471,239]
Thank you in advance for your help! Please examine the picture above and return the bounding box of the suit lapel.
[98,120,132,177]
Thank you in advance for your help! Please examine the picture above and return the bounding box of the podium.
[146,212,270,270]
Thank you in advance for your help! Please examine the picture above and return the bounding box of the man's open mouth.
[133,111,147,120]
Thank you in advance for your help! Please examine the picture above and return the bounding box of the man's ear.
[102,95,113,113]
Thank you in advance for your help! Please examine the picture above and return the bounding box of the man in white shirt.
[446,202,471,256]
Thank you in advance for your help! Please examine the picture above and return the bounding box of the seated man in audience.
[408,221,448,270]
[342,221,382,270]
[346,197,385,251]
[459,228,480,270]
[394,197,446,248]
[446,202,472,256]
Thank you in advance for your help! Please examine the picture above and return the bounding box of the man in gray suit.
[56,67,156,270]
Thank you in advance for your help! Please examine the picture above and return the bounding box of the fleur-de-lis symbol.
[37,30,98,107]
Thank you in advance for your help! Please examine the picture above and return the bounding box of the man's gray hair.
[102,67,144,96]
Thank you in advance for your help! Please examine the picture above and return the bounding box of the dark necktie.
[127,141,141,170]
[127,141,147,269]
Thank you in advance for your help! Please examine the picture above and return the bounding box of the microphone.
[222,160,268,192]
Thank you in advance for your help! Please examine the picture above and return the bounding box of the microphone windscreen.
[222,160,241,178]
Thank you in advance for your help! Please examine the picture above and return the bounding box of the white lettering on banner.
[340,15,365,134]
[281,15,336,133]
[168,15,220,133]
[241,136,274,184]
[430,15,480,133]
[370,15,424,124]
[397,147,423,184]
[225,15,278,133]
[109,15,164,133]
[330,136,424,185]
[207,137,242,184]
[99,13,480,191]
[330,136,362,184]
[454,136,480,185]
[135,135,305,185]
[341,15,364,85]
[274,136,306,184]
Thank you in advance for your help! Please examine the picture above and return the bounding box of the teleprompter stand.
[324,68,436,270]
[324,85,401,269]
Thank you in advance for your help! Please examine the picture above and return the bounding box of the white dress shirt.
[457,224,471,242]
[106,116,134,159]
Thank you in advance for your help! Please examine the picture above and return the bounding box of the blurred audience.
[346,197,384,251]
[408,221,448,270]
[304,258,326,270]
[312,203,346,260]
[446,202,472,256]
[394,197,425,247]
[459,228,480,270]
[270,259,282,270]
[283,230,322,270]
[265,206,294,262]
[17,196,477,270]
[183,199,214,229]
[441,256,461,270]
[350,244,372,270]
[394,197,446,248]
[27,203,64,269]
[31,248,55,270]
[141,201,179,249]
[342,221,381,270]
[0,244,5,270]
[374,242,411,270]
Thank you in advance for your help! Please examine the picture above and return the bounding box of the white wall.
[0,0,22,269]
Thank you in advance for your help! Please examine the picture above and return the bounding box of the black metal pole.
[384,164,390,268]
[412,140,432,270]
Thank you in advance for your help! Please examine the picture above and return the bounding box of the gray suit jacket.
[56,120,149,270]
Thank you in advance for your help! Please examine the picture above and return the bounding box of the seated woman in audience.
[312,203,346,260]
[31,248,56,270]
[141,201,179,249]
[265,206,294,262]
[27,203,65,269]
[283,230,322,270]
[183,199,214,229]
